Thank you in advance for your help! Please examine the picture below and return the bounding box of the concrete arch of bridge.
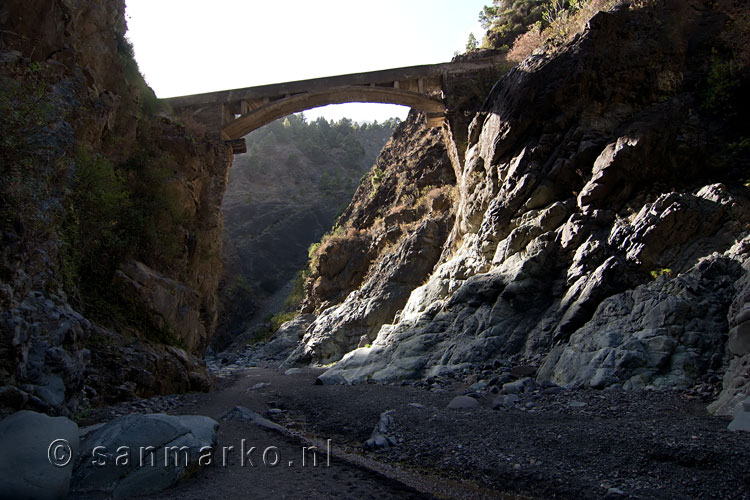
[220,86,446,140]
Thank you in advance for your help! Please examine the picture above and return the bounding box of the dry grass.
[508,0,624,63]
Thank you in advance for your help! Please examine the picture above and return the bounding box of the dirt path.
[87,366,750,500]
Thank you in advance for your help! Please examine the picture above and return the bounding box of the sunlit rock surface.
[293,2,750,416]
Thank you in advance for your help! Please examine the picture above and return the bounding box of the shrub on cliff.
[61,148,133,304]
[479,0,545,50]
[60,143,188,340]
[506,0,621,61]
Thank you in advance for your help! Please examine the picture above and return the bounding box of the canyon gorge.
[1,0,750,498]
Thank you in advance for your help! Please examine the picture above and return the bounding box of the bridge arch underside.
[218,87,446,140]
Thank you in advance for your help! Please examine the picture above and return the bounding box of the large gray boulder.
[727,397,750,432]
[0,410,79,500]
[71,413,218,499]
[447,395,480,409]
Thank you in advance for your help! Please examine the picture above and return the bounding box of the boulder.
[363,410,397,450]
[727,397,750,432]
[71,413,218,499]
[0,410,79,500]
[314,372,350,386]
[447,395,480,409]
[492,394,520,409]
[502,377,536,394]
[114,261,207,353]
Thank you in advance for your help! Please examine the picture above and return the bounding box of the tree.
[466,33,479,51]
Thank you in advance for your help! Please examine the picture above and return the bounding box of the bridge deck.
[162,55,505,109]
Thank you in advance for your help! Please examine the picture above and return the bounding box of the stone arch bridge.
[163,55,506,154]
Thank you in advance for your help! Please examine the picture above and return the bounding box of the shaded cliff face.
[0,0,231,416]
[215,117,396,349]
[290,1,750,415]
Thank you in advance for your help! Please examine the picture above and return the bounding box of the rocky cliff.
[286,0,750,416]
[281,113,458,366]
[0,0,231,416]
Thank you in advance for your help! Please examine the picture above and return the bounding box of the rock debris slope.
[288,1,750,416]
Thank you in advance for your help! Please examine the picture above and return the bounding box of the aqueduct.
[163,55,506,153]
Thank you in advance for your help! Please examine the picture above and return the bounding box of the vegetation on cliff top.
[474,0,748,172]
[474,0,624,59]
[476,0,749,71]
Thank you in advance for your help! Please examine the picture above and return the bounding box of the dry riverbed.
[82,367,750,499]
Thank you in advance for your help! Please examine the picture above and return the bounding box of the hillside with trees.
[215,114,398,350]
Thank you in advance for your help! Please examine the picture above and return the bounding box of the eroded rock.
[0,410,79,500]
[71,413,218,499]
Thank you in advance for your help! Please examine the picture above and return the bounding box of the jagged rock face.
[302,114,457,315]
[710,259,750,415]
[311,2,750,414]
[0,0,231,415]
[284,113,456,366]
[0,0,126,91]
[286,218,450,366]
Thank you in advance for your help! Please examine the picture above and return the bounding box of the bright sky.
[124,0,488,123]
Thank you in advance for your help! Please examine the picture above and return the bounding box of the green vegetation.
[702,8,749,116]
[703,49,741,114]
[650,268,673,280]
[116,32,163,118]
[478,0,546,50]
[369,166,386,194]
[61,148,133,300]
[700,5,750,181]
[248,270,307,345]
[476,0,623,61]
[225,275,254,296]
[270,311,299,332]
[60,143,188,343]
[284,269,310,310]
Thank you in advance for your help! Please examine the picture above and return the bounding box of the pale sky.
[124,0,488,123]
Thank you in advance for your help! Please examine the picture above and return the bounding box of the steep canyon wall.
[0,0,232,416]
[287,1,750,416]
